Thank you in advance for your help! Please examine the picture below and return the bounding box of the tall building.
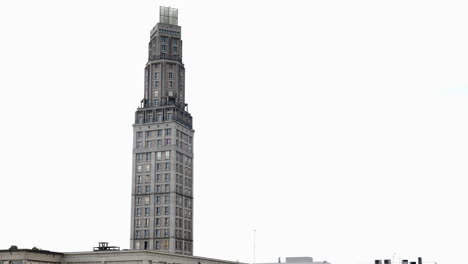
[130,6,194,255]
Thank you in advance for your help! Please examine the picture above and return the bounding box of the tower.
[130,6,194,255]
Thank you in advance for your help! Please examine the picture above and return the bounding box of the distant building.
[374,257,424,264]
[260,256,330,264]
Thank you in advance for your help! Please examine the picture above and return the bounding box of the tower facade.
[130,7,194,255]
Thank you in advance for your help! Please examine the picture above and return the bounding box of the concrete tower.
[130,6,194,255]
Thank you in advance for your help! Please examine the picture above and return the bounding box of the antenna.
[253,229,256,264]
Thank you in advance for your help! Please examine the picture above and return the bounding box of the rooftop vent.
[93,242,120,251]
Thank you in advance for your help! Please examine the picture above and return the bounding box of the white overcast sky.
[1,1,467,264]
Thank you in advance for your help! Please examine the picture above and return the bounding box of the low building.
[0,248,63,264]
[0,246,244,264]
[260,256,330,264]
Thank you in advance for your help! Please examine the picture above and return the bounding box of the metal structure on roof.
[160,6,178,25]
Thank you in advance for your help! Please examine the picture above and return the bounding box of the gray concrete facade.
[130,7,194,255]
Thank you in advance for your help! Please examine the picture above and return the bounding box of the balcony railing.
[148,54,182,63]
[138,99,185,109]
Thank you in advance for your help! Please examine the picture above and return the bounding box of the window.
[145,186,151,193]
[157,152,162,161]
[156,185,161,192]
[157,130,162,137]
[156,163,161,171]
[169,72,173,79]
[165,151,171,160]
[155,72,159,79]
[156,195,161,204]
[164,195,170,204]
[164,217,169,226]
[136,208,142,216]
[164,229,169,237]
[156,207,161,216]
[166,129,171,136]
[165,184,170,192]
[137,186,142,194]
[167,113,173,120]
[156,174,161,182]
[146,131,152,137]
[137,141,143,149]
[173,46,178,52]
[146,153,151,162]
[162,45,166,51]
[155,229,161,238]
[136,131,143,138]
[166,138,171,145]
[155,218,161,226]
[165,162,170,171]
[169,64,173,69]
[145,207,150,216]
[136,219,141,227]
[157,139,162,146]
[146,141,152,148]
[155,81,159,88]
[162,37,166,43]
[154,90,159,97]
[165,173,170,182]
[169,81,173,88]
[145,196,150,205]
[145,164,151,172]
[168,90,174,97]
[136,230,141,239]
[137,197,142,205]
[137,175,142,183]
[137,153,143,162]
[145,218,150,227]
[155,240,161,249]
[146,175,151,183]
